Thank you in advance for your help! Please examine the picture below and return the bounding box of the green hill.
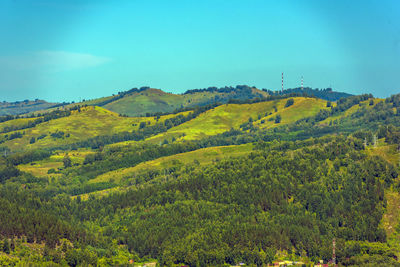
[0,106,189,152]
[144,97,328,144]
[100,86,269,116]
[0,99,59,116]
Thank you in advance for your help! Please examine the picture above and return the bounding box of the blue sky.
[0,0,399,102]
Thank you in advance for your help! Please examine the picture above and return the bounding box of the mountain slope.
[263,87,352,101]
[0,106,189,151]
[0,99,59,116]
[145,97,328,143]
[100,86,270,116]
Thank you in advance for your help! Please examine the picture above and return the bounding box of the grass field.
[256,97,329,129]
[145,97,328,143]
[18,150,94,179]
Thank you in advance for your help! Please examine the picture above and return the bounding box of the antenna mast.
[301,76,304,90]
[281,72,284,94]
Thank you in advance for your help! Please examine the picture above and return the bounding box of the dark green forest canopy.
[1,135,400,266]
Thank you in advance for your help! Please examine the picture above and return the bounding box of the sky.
[0,0,399,102]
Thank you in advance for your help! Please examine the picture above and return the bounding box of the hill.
[77,85,350,117]
[99,86,269,116]
[263,87,352,101]
[144,97,328,143]
[0,106,190,152]
[2,86,351,117]
[0,99,60,116]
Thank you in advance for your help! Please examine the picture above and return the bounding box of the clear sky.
[1,0,399,102]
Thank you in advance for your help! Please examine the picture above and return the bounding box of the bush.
[275,115,281,123]
[285,98,294,107]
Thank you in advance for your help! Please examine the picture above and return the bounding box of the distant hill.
[98,85,268,116]
[1,86,352,117]
[263,87,352,101]
[89,85,351,116]
[0,99,60,116]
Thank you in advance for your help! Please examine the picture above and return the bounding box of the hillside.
[0,99,59,116]
[263,87,352,101]
[145,97,328,143]
[100,86,270,116]
[0,106,190,152]
[4,86,350,118]
[2,93,400,266]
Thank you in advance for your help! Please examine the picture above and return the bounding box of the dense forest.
[1,92,400,266]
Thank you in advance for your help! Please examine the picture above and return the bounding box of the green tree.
[285,98,294,107]
[63,155,72,168]
[275,114,281,123]
[2,238,10,254]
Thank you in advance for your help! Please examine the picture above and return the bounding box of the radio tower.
[301,76,304,90]
[281,72,284,94]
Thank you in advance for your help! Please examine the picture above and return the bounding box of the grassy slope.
[145,97,328,144]
[74,143,253,200]
[103,88,270,117]
[0,117,38,132]
[18,150,94,179]
[0,100,57,116]
[26,87,269,117]
[90,143,253,184]
[104,89,185,116]
[256,97,328,129]
[318,98,385,125]
[0,106,189,151]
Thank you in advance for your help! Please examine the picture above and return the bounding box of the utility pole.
[332,238,336,266]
